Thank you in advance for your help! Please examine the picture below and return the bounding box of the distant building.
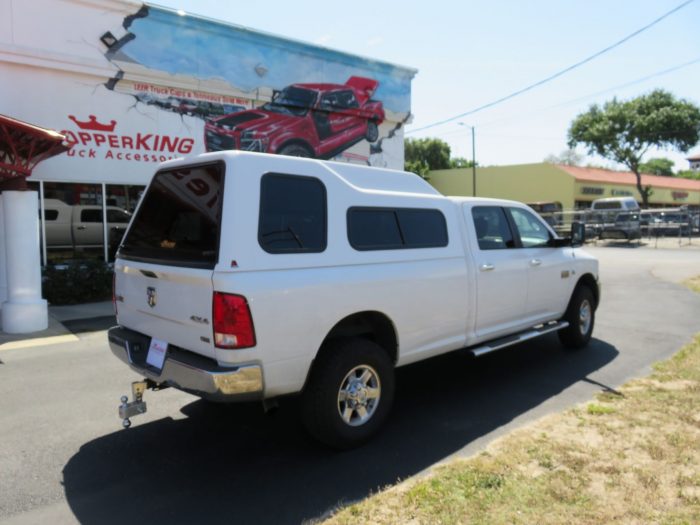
[428,163,700,210]
[688,154,700,172]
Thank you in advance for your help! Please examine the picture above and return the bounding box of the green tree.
[543,148,583,166]
[568,90,700,207]
[639,157,675,176]
[450,157,477,168]
[404,138,451,173]
[677,169,700,180]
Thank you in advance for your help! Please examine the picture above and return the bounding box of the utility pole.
[471,126,476,197]
[458,122,477,196]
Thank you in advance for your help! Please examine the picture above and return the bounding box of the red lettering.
[105,150,114,159]
[78,132,91,146]
[121,136,133,149]
[93,134,106,146]
[178,138,194,154]
[109,135,119,148]
[135,133,152,150]
[134,153,141,161]
[160,136,178,153]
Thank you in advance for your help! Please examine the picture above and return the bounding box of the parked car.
[203,76,385,159]
[111,151,599,448]
[599,212,641,241]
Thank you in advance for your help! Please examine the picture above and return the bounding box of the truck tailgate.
[115,261,216,360]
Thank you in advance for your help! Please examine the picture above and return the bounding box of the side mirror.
[571,221,585,247]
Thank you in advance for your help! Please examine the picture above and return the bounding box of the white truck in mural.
[110,151,599,449]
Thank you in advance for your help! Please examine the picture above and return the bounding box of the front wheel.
[558,286,595,349]
[365,120,379,143]
[277,143,312,158]
[301,338,394,449]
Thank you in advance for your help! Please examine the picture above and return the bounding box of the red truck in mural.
[204,76,384,159]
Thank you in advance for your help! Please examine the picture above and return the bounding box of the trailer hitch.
[118,379,164,428]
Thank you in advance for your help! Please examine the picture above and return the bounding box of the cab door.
[506,207,572,321]
[464,204,528,340]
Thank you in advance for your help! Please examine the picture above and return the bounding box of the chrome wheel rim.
[337,365,381,427]
[579,299,592,335]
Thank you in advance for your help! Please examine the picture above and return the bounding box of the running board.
[469,321,569,357]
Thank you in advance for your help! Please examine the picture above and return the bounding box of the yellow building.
[429,163,700,210]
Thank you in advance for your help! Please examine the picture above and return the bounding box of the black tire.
[365,120,379,143]
[301,338,395,449]
[277,143,312,158]
[558,285,595,349]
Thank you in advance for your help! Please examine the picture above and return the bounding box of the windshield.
[119,162,224,269]
[262,86,317,117]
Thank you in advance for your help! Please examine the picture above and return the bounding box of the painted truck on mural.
[204,77,384,159]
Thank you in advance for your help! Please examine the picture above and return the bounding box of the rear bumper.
[108,326,263,402]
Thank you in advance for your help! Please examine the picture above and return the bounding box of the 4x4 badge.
[146,287,157,308]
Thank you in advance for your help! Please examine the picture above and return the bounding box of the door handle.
[530,259,542,266]
[479,263,495,272]
[76,226,87,230]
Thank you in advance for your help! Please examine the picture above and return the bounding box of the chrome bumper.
[108,326,263,402]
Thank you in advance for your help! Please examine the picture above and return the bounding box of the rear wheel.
[301,338,394,449]
[558,286,595,349]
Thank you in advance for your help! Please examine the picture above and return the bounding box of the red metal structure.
[0,114,68,190]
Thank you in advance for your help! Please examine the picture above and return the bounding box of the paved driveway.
[1,246,699,524]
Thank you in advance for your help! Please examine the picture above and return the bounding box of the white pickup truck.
[110,151,599,448]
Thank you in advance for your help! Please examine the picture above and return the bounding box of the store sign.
[61,115,194,163]
[581,186,604,195]
[672,191,689,200]
[611,189,633,196]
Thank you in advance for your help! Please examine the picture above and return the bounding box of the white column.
[0,196,7,306]
[1,190,48,333]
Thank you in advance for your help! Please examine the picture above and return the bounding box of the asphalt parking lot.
[1,243,699,525]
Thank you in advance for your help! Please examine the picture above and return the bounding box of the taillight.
[212,292,256,349]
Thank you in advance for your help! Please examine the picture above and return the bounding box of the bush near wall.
[42,261,113,305]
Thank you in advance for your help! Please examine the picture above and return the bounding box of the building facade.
[1,0,416,265]
[429,163,700,211]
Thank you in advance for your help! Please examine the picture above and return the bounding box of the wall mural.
[101,5,415,167]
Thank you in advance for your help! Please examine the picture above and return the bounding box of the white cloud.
[314,34,332,45]
[366,36,384,48]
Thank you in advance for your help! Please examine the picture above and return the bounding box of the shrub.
[42,261,113,305]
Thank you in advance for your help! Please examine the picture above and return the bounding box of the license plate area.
[146,338,168,372]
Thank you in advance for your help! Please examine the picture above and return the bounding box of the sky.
[153,0,700,171]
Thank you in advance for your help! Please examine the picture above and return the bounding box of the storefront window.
[106,185,144,260]
[39,182,104,264]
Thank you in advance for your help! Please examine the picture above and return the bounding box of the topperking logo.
[62,115,195,162]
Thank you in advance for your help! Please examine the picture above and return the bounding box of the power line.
[406,0,696,135]
[474,56,700,129]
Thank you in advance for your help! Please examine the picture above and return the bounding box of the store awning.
[0,114,69,190]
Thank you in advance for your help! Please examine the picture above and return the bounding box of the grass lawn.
[324,281,700,524]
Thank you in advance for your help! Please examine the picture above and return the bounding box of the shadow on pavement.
[62,334,618,524]
[62,316,116,335]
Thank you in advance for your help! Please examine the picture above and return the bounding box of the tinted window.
[509,207,550,248]
[348,207,448,250]
[81,209,102,223]
[107,209,131,223]
[472,206,515,250]
[347,209,402,250]
[259,174,326,253]
[119,162,224,269]
[44,209,58,221]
